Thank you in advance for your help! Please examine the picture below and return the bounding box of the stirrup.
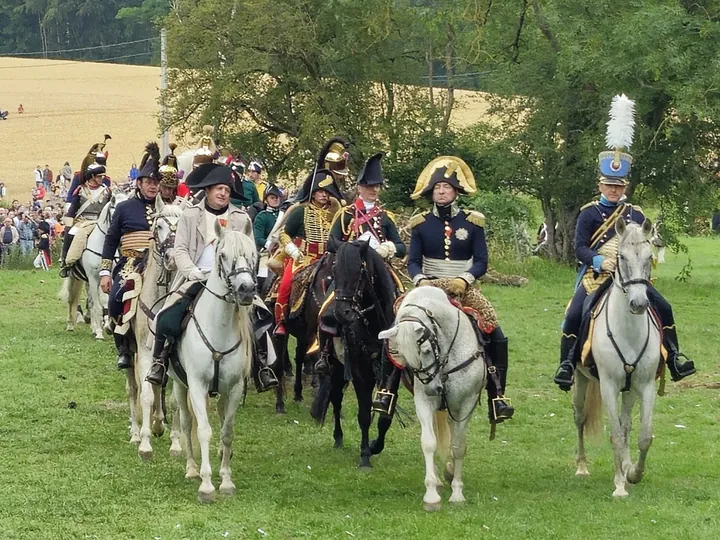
[257,366,279,392]
[371,389,395,415]
[145,360,167,385]
[492,396,513,421]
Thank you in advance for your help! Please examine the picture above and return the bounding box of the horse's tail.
[310,370,333,425]
[58,277,71,302]
[582,378,603,440]
[434,410,451,466]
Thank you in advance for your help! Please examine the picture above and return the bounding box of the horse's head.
[214,219,257,306]
[379,288,449,396]
[333,240,372,324]
[615,218,653,314]
[152,195,186,271]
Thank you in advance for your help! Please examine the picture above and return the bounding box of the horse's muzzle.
[629,298,649,314]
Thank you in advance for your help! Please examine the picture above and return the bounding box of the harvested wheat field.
[0,57,161,200]
[0,56,491,201]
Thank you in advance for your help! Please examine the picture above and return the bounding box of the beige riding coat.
[161,202,253,310]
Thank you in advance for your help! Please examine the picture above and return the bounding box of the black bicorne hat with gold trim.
[159,142,179,188]
[410,156,477,200]
[297,168,343,203]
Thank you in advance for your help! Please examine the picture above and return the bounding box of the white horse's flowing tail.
[579,378,603,439]
[58,277,71,302]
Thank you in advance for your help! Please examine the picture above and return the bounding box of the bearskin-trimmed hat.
[159,142,179,188]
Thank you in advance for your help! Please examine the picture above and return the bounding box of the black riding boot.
[252,333,279,393]
[371,363,401,417]
[554,334,577,392]
[485,331,514,423]
[145,335,168,386]
[59,232,74,277]
[663,327,696,381]
[114,333,133,370]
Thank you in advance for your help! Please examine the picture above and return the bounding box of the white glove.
[374,241,396,260]
[284,242,301,261]
[188,268,207,281]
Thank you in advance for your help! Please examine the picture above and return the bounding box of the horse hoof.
[449,495,466,505]
[575,468,590,477]
[138,447,153,461]
[626,467,643,485]
[276,404,286,415]
[198,488,216,504]
[151,421,165,438]
[358,461,372,471]
[129,435,141,445]
[84,316,92,325]
[369,440,384,455]
[612,489,629,498]
[443,468,454,484]
[169,446,182,458]
[219,483,236,496]
[423,502,442,512]
[333,438,343,449]
[293,395,304,403]
[185,468,200,480]
[66,325,75,332]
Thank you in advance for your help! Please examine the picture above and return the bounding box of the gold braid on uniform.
[465,210,486,227]
[409,212,426,229]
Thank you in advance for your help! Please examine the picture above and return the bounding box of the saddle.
[575,280,666,380]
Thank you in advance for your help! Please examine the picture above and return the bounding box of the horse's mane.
[159,203,183,219]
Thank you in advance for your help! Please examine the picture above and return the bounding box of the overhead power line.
[2,37,159,57]
[0,51,154,70]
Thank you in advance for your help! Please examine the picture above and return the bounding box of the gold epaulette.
[385,210,396,223]
[466,210,486,227]
[409,212,426,229]
[580,201,599,211]
[631,204,643,213]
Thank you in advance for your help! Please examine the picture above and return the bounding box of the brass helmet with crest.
[192,125,218,168]
[159,143,179,188]
[79,134,111,182]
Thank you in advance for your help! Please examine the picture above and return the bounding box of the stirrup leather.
[371,389,395,414]
[491,395,512,421]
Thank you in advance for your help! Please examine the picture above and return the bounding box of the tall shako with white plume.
[598,94,636,185]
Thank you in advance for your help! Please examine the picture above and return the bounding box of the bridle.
[335,261,382,328]
[397,304,462,386]
[614,240,652,293]
[152,213,178,281]
[200,248,257,306]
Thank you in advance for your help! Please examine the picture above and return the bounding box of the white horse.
[573,218,662,497]
[59,191,128,339]
[379,286,487,511]
[127,196,186,459]
[172,221,257,502]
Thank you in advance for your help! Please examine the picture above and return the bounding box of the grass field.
[0,238,718,540]
[0,56,491,201]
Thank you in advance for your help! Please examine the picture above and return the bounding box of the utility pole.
[160,28,169,156]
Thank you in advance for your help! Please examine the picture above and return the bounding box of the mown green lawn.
[0,238,718,540]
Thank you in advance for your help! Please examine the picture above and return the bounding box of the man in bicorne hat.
[101,142,161,370]
[59,161,112,277]
[273,169,344,336]
[372,156,515,428]
[553,94,695,391]
[144,164,278,391]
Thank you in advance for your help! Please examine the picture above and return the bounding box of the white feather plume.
[605,94,635,150]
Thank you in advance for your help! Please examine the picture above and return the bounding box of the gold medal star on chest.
[455,227,469,241]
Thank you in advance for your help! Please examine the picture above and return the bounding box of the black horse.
[267,253,334,412]
[311,240,399,469]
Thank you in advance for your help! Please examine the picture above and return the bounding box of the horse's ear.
[615,217,627,236]
[214,218,225,240]
[642,218,652,238]
[155,194,165,213]
[327,235,339,253]
[358,239,369,257]
[378,326,398,340]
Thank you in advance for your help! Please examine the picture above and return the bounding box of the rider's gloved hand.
[188,268,206,281]
[285,242,301,260]
[374,241,396,260]
[447,277,469,296]
[601,259,616,273]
